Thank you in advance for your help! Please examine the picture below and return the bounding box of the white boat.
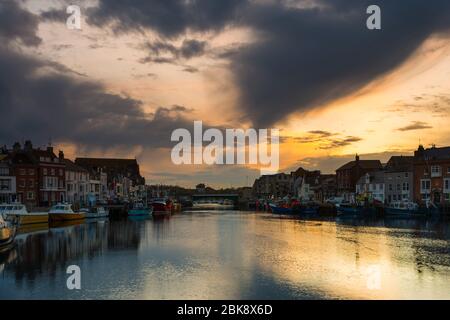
[48,203,85,222]
[0,203,48,225]
[80,207,109,219]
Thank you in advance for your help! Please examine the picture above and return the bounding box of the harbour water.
[1,211,449,300]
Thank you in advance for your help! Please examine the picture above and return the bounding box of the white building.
[356,171,385,203]
[63,159,89,207]
[0,154,16,204]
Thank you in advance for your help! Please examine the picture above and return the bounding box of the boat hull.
[385,208,421,216]
[49,213,85,222]
[9,214,49,225]
[270,204,293,215]
[128,209,151,216]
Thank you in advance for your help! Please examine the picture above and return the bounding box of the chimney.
[355,154,360,162]
[59,150,64,160]
[13,142,21,152]
[24,140,33,151]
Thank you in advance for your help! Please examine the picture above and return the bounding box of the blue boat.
[336,204,375,217]
[269,203,293,215]
[128,202,153,216]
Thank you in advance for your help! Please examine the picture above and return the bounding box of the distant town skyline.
[1,1,450,188]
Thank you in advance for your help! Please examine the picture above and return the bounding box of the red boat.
[150,198,173,216]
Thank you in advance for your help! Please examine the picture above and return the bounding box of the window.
[444,179,450,192]
[28,169,35,175]
[403,183,409,191]
[389,184,393,191]
[28,180,34,188]
[421,179,431,192]
[43,168,47,175]
[19,179,26,188]
[19,169,26,175]
[431,165,442,178]
[397,184,401,191]
[448,167,450,174]
[27,192,34,200]
[59,169,63,176]
[405,173,409,178]
[424,167,429,175]
[0,179,11,191]
[51,168,55,176]
[0,167,9,176]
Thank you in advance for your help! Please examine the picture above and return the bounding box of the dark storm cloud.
[0,0,198,150]
[0,1,41,46]
[87,0,248,38]
[84,0,450,127]
[231,0,450,126]
[141,39,207,64]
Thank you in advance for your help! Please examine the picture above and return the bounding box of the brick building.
[413,145,450,206]
[336,155,383,198]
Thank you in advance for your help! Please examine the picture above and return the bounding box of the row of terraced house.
[0,141,145,209]
[253,145,450,208]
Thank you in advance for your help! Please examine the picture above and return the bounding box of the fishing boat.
[128,202,152,216]
[80,206,110,219]
[150,198,172,216]
[48,203,85,222]
[336,202,374,217]
[385,201,420,216]
[0,203,48,225]
[0,214,16,252]
[269,203,293,215]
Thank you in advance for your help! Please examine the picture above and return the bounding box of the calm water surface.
[1,211,449,299]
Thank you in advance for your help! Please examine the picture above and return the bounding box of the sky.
[1,0,450,188]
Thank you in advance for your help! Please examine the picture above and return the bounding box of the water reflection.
[0,212,449,300]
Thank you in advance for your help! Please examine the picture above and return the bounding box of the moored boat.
[336,203,375,217]
[0,214,16,252]
[48,203,85,222]
[150,198,172,216]
[269,203,293,215]
[385,201,420,216]
[80,206,110,219]
[0,203,48,225]
[128,202,152,216]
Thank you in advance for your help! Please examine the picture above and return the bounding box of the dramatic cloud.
[0,1,41,46]
[283,131,361,150]
[87,0,248,38]
[141,39,207,64]
[0,2,194,151]
[83,0,450,126]
[397,121,433,132]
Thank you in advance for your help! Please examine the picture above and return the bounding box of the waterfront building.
[0,152,16,203]
[252,173,293,199]
[336,155,383,199]
[384,156,414,204]
[292,167,337,202]
[75,158,145,201]
[9,142,39,208]
[62,156,89,208]
[356,171,385,203]
[5,141,66,208]
[413,145,450,206]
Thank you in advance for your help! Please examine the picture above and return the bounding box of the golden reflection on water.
[1,212,449,300]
